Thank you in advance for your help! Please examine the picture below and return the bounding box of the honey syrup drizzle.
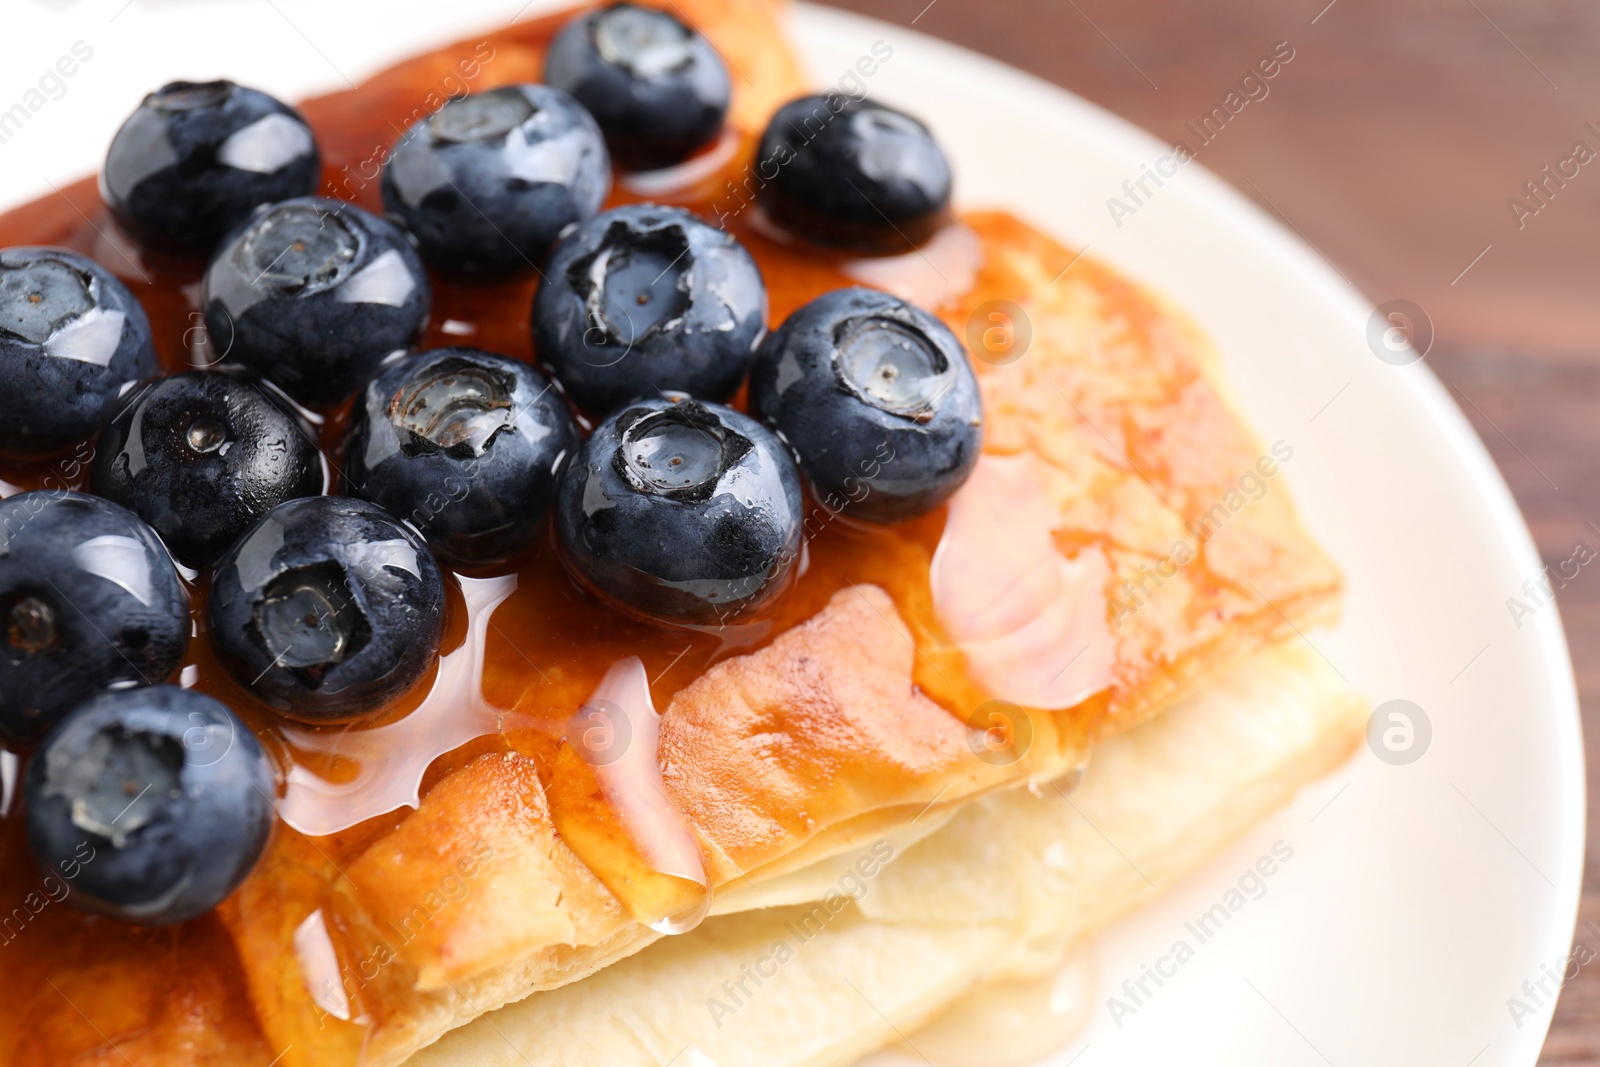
[0,58,956,1067]
[0,8,1168,1064]
[276,573,524,837]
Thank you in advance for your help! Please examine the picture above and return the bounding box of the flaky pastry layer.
[404,642,1366,1066]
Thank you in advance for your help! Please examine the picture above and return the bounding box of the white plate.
[1,3,1583,1066]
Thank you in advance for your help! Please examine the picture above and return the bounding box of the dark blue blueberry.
[756,95,952,252]
[749,288,982,523]
[556,396,802,625]
[90,371,326,567]
[25,686,275,925]
[544,3,731,170]
[381,84,610,275]
[209,496,445,722]
[101,80,321,253]
[203,197,431,408]
[0,247,158,460]
[0,491,189,743]
[345,348,579,568]
[534,204,766,415]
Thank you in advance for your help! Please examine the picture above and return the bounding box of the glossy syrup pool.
[0,8,1007,1061]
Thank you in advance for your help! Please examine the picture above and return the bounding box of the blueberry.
[24,686,274,925]
[0,248,158,460]
[556,396,802,625]
[345,348,579,568]
[544,3,731,170]
[749,288,982,523]
[0,491,189,743]
[381,85,610,275]
[756,96,952,252]
[90,371,326,567]
[208,496,445,721]
[203,197,431,408]
[534,204,766,415]
[101,80,321,253]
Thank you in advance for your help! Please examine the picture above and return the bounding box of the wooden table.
[812,0,1600,1059]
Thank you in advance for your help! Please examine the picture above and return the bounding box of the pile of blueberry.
[0,3,980,927]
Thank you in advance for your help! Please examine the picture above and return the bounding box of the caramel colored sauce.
[0,10,1001,1064]
[0,3,1341,1063]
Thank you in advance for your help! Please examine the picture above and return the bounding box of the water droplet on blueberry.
[185,416,228,455]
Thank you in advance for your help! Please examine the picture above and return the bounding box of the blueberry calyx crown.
[592,4,697,78]
[832,315,951,422]
[205,198,431,407]
[535,204,766,414]
[25,686,275,925]
[749,287,982,524]
[252,561,370,685]
[544,4,729,171]
[0,492,190,742]
[572,220,694,351]
[388,357,517,459]
[0,256,98,344]
[347,348,579,569]
[209,496,445,721]
[0,247,158,459]
[556,395,802,625]
[613,401,752,503]
[149,79,235,112]
[237,202,359,296]
[40,722,182,847]
[7,595,58,654]
[428,87,536,145]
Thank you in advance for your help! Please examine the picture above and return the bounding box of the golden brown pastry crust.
[324,181,1343,1067]
[0,1,1341,1063]
[401,642,1365,1067]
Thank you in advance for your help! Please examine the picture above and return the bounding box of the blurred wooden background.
[813,0,1600,1060]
